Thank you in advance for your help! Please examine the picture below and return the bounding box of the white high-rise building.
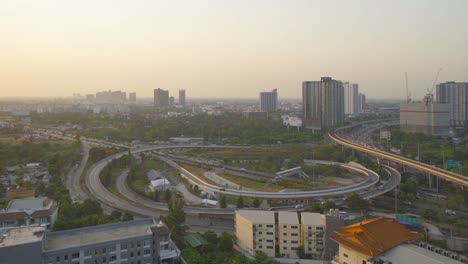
[343,82,359,115]
[436,81,468,126]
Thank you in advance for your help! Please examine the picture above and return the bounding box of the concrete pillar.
[427,173,432,189]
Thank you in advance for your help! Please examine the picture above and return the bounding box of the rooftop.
[183,233,208,248]
[279,211,299,225]
[236,210,274,224]
[44,218,156,251]
[0,226,45,247]
[383,244,462,264]
[6,197,51,211]
[331,217,421,257]
[301,212,325,226]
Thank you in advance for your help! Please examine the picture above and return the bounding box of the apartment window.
[258,239,263,242]
[266,232,273,235]
[283,240,287,243]
[291,226,298,229]
[121,243,128,250]
[258,224,262,227]
[362,261,367,264]
[110,256,117,261]
[258,245,263,249]
[291,240,298,244]
[102,248,106,253]
[283,247,287,250]
[258,231,263,234]
[108,245,116,252]
[64,255,68,260]
[283,233,287,236]
[266,225,273,228]
[283,225,287,228]
[267,239,273,243]
[308,226,312,230]
[267,246,273,249]
[316,226,323,231]
[308,247,312,251]
[71,252,79,259]
[144,249,151,255]
[55,256,60,262]
[344,253,349,258]
[291,233,298,237]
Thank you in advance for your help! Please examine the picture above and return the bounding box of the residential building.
[343,82,359,116]
[179,89,186,106]
[379,129,391,140]
[96,90,126,103]
[169,96,175,106]
[301,212,325,259]
[85,94,95,102]
[0,218,180,264]
[436,81,468,126]
[235,210,276,257]
[129,92,136,103]
[259,89,278,113]
[359,93,366,113]
[278,211,300,258]
[303,77,344,130]
[0,197,58,229]
[154,88,170,109]
[331,217,463,264]
[400,98,451,136]
[331,217,420,264]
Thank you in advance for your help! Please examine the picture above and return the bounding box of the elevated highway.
[329,123,468,187]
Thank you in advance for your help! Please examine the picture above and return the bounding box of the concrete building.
[278,211,300,258]
[359,93,366,113]
[303,77,344,130]
[169,96,175,106]
[235,210,276,257]
[0,197,58,229]
[343,82,359,116]
[400,99,451,136]
[96,90,126,103]
[0,226,45,264]
[259,89,278,113]
[331,217,462,264]
[301,213,325,259]
[129,92,136,103]
[0,218,180,264]
[154,88,170,109]
[85,94,95,102]
[179,89,186,106]
[436,81,468,126]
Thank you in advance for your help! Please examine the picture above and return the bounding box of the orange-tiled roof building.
[331,217,421,264]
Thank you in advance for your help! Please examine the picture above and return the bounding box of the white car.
[445,209,456,215]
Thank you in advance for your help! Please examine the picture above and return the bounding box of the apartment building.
[235,210,276,257]
[278,211,300,258]
[0,218,180,264]
[0,197,58,229]
[301,212,325,258]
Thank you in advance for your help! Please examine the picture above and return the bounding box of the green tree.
[254,252,278,264]
[236,196,244,208]
[164,189,172,201]
[203,230,219,246]
[296,246,305,259]
[253,197,261,208]
[153,190,160,202]
[346,193,369,211]
[220,195,227,208]
[34,181,46,196]
[162,200,187,241]
[308,199,321,212]
[218,232,233,252]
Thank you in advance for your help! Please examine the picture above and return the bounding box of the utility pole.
[394,188,398,217]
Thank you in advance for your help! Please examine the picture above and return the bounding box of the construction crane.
[405,72,411,103]
[424,68,442,106]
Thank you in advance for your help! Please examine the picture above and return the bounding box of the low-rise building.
[235,210,276,257]
[278,211,300,258]
[0,197,58,229]
[0,218,180,264]
[301,212,325,259]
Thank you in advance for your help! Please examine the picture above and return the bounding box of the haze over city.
[2,0,468,99]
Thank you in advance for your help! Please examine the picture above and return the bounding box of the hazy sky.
[1,0,468,99]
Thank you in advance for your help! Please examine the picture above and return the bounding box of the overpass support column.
[351,149,355,157]
[427,173,432,189]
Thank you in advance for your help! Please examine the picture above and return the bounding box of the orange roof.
[331,217,421,257]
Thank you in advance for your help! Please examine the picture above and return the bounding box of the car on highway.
[445,209,456,215]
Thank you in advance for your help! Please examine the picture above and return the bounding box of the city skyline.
[2,1,468,99]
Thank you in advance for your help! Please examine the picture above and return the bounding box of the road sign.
[447,160,461,169]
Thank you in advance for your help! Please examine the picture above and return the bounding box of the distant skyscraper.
[303,77,344,129]
[343,82,359,115]
[129,92,136,103]
[179,89,186,106]
[359,93,366,113]
[169,96,175,106]
[436,81,468,126]
[259,89,278,113]
[154,88,169,109]
[95,90,126,103]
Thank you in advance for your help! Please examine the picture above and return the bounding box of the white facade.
[343,82,359,115]
[278,211,300,259]
[400,102,451,136]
